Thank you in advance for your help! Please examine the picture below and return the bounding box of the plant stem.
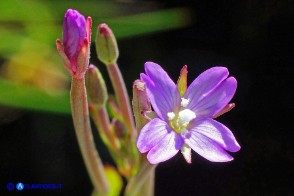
[89,105,120,150]
[137,165,155,196]
[71,77,109,194]
[107,63,136,138]
[124,159,157,196]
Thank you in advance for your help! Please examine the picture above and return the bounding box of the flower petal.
[193,77,237,117]
[141,62,181,120]
[137,118,171,153]
[184,130,233,162]
[185,67,229,112]
[147,131,184,164]
[189,117,240,152]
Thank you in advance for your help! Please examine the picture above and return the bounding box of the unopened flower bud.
[86,64,108,107]
[63,9,87,60]
[112,119,126,139]
[56,9,92,78]
[96,23,119,65]
[132,80,151,130]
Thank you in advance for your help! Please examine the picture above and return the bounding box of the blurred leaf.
[104,166,123,196]
[0,78,70,114]
[0,0,58,55]
[99,8,193,39]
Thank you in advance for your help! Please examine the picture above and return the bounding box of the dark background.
[1,0,293,195]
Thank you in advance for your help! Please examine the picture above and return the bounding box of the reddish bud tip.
[98,23,111,35]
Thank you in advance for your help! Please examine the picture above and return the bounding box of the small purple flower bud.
[56,9,92,78]
[63,9,87,60]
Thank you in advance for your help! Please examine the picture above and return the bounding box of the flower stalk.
[71,77,109,194]
[124,158,156,196]
[107,63,136,138]
[89,105,120,151]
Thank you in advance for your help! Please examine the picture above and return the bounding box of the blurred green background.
[1,0,293,196]
[0,0,192,114]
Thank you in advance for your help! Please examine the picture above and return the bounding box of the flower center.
[167,98,196,134]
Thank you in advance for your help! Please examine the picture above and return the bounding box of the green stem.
[124,159,157,196]
[89,105,120,151]
[71,77,109,194]
[107,63,136,138]
[137,167,155,196]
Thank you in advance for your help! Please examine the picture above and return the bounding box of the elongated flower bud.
[56,9,92,78]
[96,23,119,65]
[86,64,108,107]
[63,9,87,60]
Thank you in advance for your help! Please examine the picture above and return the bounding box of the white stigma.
[167,112,176,120]
[181,128,188,135]
[181,98,190,108]
[178,109,196,127]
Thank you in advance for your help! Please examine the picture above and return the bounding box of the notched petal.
[189,117,240,152]
[185,67,229,111]
[147,132,183,164]
[141,68,181,120]
[194,77,237,117]
[185,131,234,162]
[137,118,171,153]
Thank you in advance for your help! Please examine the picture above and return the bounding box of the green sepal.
[177,65,188,97]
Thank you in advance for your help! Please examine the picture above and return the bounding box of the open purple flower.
[137,62,240,164]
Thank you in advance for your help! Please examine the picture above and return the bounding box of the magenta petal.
[141,62,181,120]
[147,131,184,164]
[137,118,171,153]
[189,117,240,152]
[185,131,233,162]
[185,67,229,112]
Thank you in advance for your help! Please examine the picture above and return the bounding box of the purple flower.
[137,62,240,164]
[56,9,92,78]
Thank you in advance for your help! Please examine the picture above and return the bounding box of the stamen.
[168,109,196,135]
[181,98,190,108]
[181,128,188,135]
[178,109,196,127]
[167,112,176,120]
